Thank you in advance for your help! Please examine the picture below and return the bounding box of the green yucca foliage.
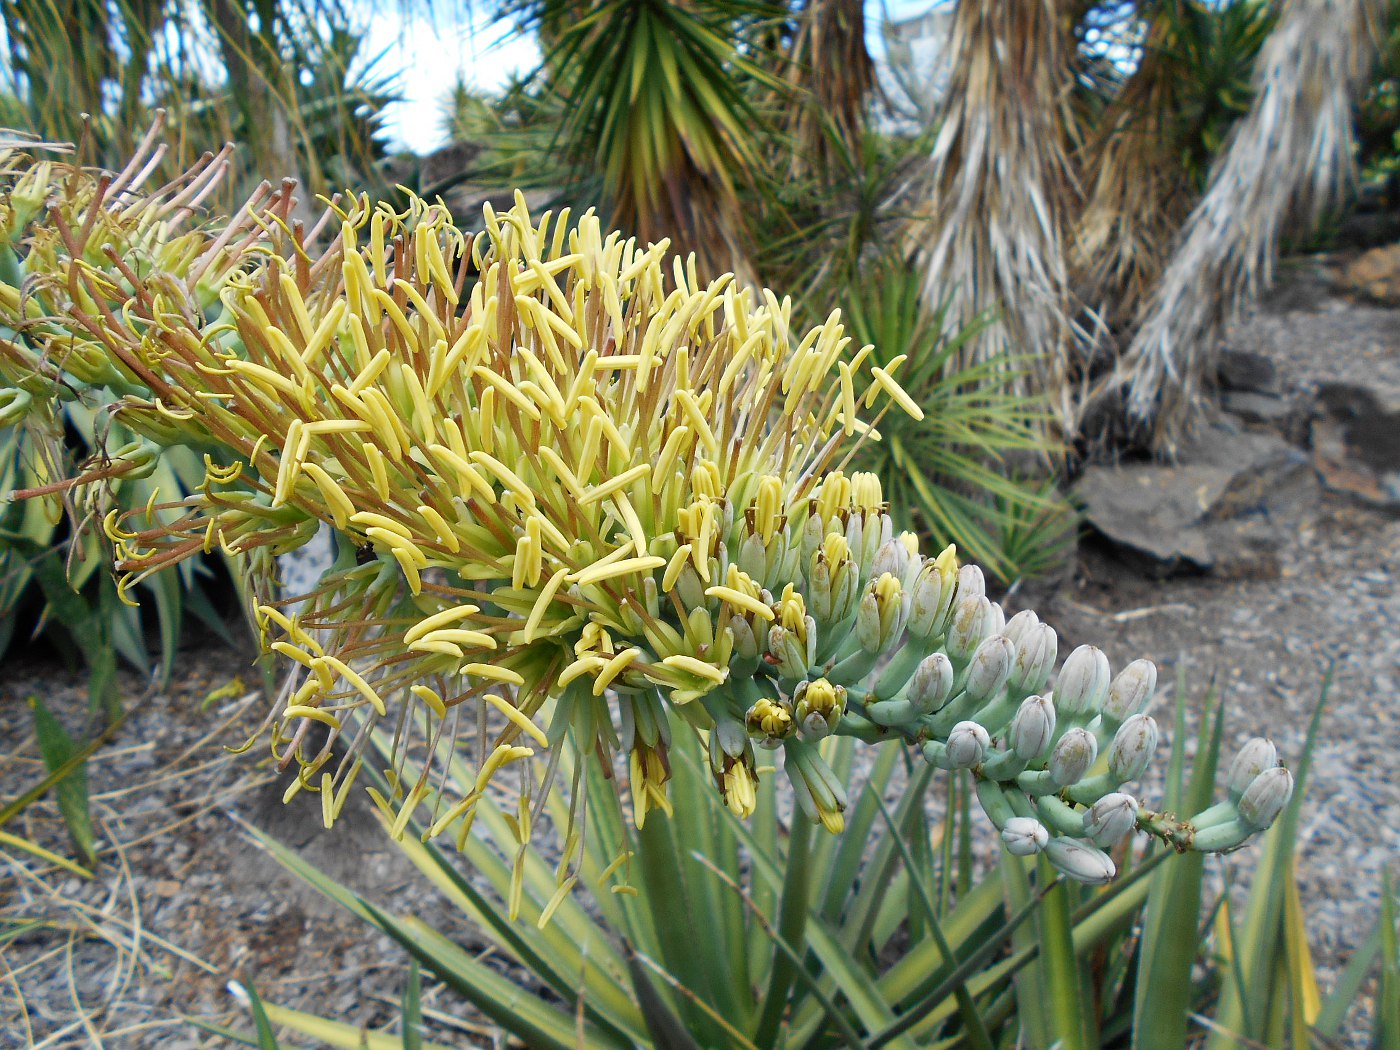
[219,679,1372,1050]
[837,256,1070,584]
[0,0,399,209]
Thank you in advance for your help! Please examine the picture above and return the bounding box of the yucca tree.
[915,0,1085,436]
[0,0,398,208]
[1106,0,1387,449]
[504,0,786,281]
[778,0,875,183]
[1073,0,1274,324]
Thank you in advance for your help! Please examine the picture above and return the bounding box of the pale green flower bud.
[713,718,750,761]
[1226,738,1278,801]
[964,635,1015,702]
[1049,726,1098,786]
[907,652,955,713]
[767,623,811,680]
[907,560,951,638]
[871,538,912,587]
[1002,609,1040,650]
[793,678,846,740]
[1108,714,1158,783]
[737,532,770,584]
[1002,817,1049,856]
[855,573,909,653]
[1009,623,1057,696]
[985,601,1006,637]
[787,743,848,834]
[847,510,891,576]
[1045,837,1116,885]
[1103,659,1157,724]
[1084,792,1138,847]
[1009,694,1056,760]
[729,616,760,661]
[808,534,859,624]
[800,510,827,567]
[1238,767,1293,830]
[746,697,795,749]
[1054,645,1111,719]
[956,564,985,603]
[945,595,992,663]
[943,721,990,769]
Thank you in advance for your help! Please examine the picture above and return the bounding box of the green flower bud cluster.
[708,482,1292,882]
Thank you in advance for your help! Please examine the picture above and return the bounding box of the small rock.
[1217,349,1280,394]
[1311,382,1400,509]
[154,878,182,898]
[1338,243,1400,304]
[1222,390,1293,428]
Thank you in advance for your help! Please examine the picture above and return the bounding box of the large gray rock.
[1074,426,1316,578]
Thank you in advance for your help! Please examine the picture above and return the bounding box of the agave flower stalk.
[0,151,1292,890]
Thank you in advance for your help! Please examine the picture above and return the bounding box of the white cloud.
[365,11,540,155]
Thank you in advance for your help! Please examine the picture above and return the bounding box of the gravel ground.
[0,267,1395,1048]
[0,644,514,1049]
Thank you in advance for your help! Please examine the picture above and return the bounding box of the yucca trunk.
[916,0,1083,434]
[1106,0,1385,452]
[1073,2,1203,324]
[780,0,874,182]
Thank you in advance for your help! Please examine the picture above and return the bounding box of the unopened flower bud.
[1084,792,1139,847]
[1049,727,1098,786]
[110,439,162,481]
[793,678,846,740]
[944,721,990,768]
[985,602,1006,637]
[1108,714,1158,783]
[1054,646,1111,718]
[713,718,750,761]
[746,697,794,748]
[907,561,950,638]
[730,616,759,661]
[1002,609,1039,649]
[1009,694,1056,760]
[1002,817,1049,856]
[956,564,985,603]
[1238,767,1293,830]
[964,635,1015,702]
[1103,659,1157,723]
[871,538,912,584]
[907,652,955,713]
[1045,837,1117,885]
[1226,738,1278,801]
[945,595,992,663]
[1009,623,1057,696]
[856,573,909,653]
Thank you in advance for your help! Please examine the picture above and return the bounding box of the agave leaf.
[1131,688,1225,1050]
[29,695,96,867]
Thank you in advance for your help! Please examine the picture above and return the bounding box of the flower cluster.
[0,150,1291,887]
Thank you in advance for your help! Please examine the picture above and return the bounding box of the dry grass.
[915,0,1086,435]
[1104,0,1386,453]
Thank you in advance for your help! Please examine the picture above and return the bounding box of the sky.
[368,1,947,155]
